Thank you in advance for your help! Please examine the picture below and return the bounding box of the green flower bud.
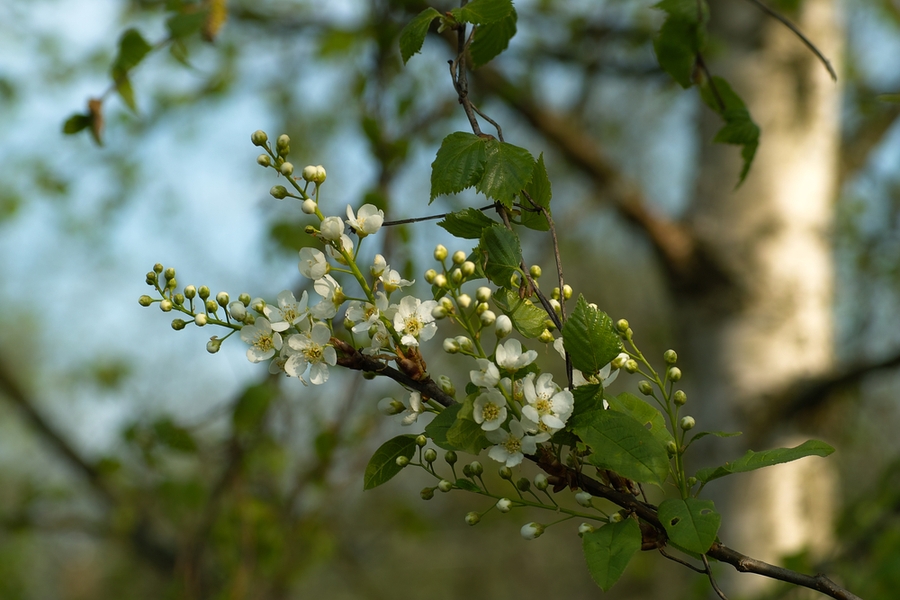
[173,294,184,306]
[276,134,290,153]
[164,267,176,281]
[529,264,542,278]
[250,298,266,314]
[194,314,208,326]
[145,271,157,285]
[423,448,437,463]
[279,161,294,177]
[476,287,492,302]
[216,292,229,307]
[562,284,573,300]
[198,286,210,300]
[378,398,405,415]
[238,293,251,306]
[415,434,427,447]
[578,523,595,536]
[450,268,463,284]
[673,390,687,406]
[461,261,475,277]
[438,375,455,397]
[534,473,548,490]
[575,491,593,508]
[442,338,460,354]
[455,336,473,352]
[687,476,697,488]
[516,477,531,492]
[664,349,678,365]
[680,416,696,431]
[496,498,512,513]
[159,299,173,312]
[433,274,447,288]
[539,329,554,344]
[424,269,437,284]
[420,487,435,500]
[301,165,317,182]
[138,295,153,307]
[624,359,639,373]
[206,337,221,353]
[433,244,447,261]
[668,367,682,382]
[270,185,288,200]
[313,165,326,184]
[184,285,197,299]
[395,456,410,468]
[479,310,496,326]
[438,479,453,493]
[452,250,466,264]
[205,300,218,314]
[465,512,481,526]
[498,466,512,480]
[166,277,177,290]
[476,302,489,315]
[609,512,624,524]
[520,522,545,540]
[666,440,678,456]
[171,318,186,330]
[256,154,271,167]
[251,130,268,146]
[638,380,653,395]
[444,450,458,465]
[469,461,483,476]
[616,319,629,333]
[153,263,164,274]
[439,297,454,312]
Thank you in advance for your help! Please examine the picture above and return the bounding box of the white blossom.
[311,274,345,319]
[325,233,354,265]
[381,268,414,294]
[473,388,507,431]
[345,292,388,335]
[240,317,283,363]
[486,419,539,467]
[298,248,328,280]
[392,295,437,347]
[263,290,309,332]
[522,372,574,432]
[346,203,384,236]
[470,358,500,388]
[495,338,538,372]
[371,254,387,277]
[320,216,345,241]
[285,322,336,385]
[401,391,424,425]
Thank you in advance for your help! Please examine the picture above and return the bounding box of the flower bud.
[516,477,531,492]
[616,319,629,333]
[301,198,317,214]
[378,398,405,415]
[420,487,435,500]
[498,466,512,480]
[257,154,271,167]
[444,451,458,465]
[164,267,176,281]
[439,297,454,312]
[461,261,475,277]
[250,298,266,314]
[534,473,548,490]
[575,491,593,508]
[438,479,453,493]
[279,161,294,176]
[171,319,186,330]
[433,274,447,288]
[423,448,437,463]
[229,301,247,321]
[468,461,483,476]
[609,512,624,523]
[668,367,682,382]
[664,349,678,365]
[173,294,184,306]
[184,285,197,299]
[216,292,229,307]
[160,299,173,312]
[455,336,473,352]
[456,294,471,310]
[479,310,496,326]
[495,315,512,338]
[138,295,153,307]
[638,380,653,395]
[476,287,492,302]
[415,434,427,447]
[529,264,542,279]
[521,522,545,540]
[611,352,629,370]
[496,498,512,513]
[452,250,466,265]
[438,375,456,396]
[206,337,222,353]
[624,359,639,373]
[442,338,460,354]
[687,476,697,488]
[432,305,447,320]
[450,268,463,284]
[465,512,481,526]
[539,329,554,344]
[196,286,209,300]
[320,216,344,240]
[276,134,290,152]
[153,263,164,274]
[395,456,410,468]
[476,302,489,315]
[424,269,437,284]
[434,244,447,261]
[194,314,208,326]
[251,130,268,146]
[313,165,326,184]
[562,284,573,300]
[578,523,595,536]
[680,416,696,431]
[145,272,157,285]
[666,440,678,456]
[270,185,288,200]
[673,390,687,406]
[205,300,218,314]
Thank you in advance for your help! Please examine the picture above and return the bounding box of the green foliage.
[399,7,442,64]
[582,518,642,591]
[562,296,623,375]
[152,417,197,453]
[469,8,518,67]
[430,132,488,202]
[363,435,418,490]
[569,409,671,487]
[111,29,153,113]
[653,0,709,88]
[477,224,523,285]
[699,76,761,186]
[517,153,551,231]
[695,439,835,485]
[607,392,675,447]
[450,0,514,25]
[425,402,463,450]
[658,498,721,554]
[491,287,548,338]
[446,395,491,454]
[476,139,535,206]
[437,207,498,239]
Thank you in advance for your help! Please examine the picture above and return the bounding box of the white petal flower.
[228,301,247,322]
[392,295,438,347]
[263,290,309,332]
[400,391,424,425]
[470,358,500,388]
[362,320,392,355]
[473,388,508,431]
[553,336,566,360]
[522,372,574,432]
[346,203,384,236]
[520,522,545,540]
[285,322,336,384]
[495,338,538,372]
[381,268,414,294]
[320,216,345,241]
[326,234,354,265]
[311,274,345,319]
[298,248,328,280]
[371,254,387,277]
[495,314,513,338]
[240,317,283,363]
[486,420,538,467]
[345,292,388,334]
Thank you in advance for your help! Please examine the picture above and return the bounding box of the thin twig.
[382,203,496,227]
[471,101,504,141]
[659,547,706,573]
[702,553,730,600]
[741,0,837,81]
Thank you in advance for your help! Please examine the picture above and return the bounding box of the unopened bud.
[496,498,512,513]
[476,287,492,302]
[194,314,208,326]
[673,390,687,405]
[433,244,447,261]
[420,487,435,500]
[562,284,573,300]
[534,474,548,490]
[465,512,481,526]
[624,359,639,373]
[575,491,593,507]
[415,434,427,447]
[424,269,437,284]
[445,451,458,465]
[495,315,512,338]
[578,523,595,536]
[516,477,531,492]
[668,367,682,382]
[279,161,294,176]
[442,338,460,353]
[270,185,288,199]
[257,154,271,167]
[521,522,545,540]
[638,380,653,395]
[171,319,186,330]
[456,295,471,311]
[423,448,437,463]
[184,285,197,299]
[479,310,496,326]
[438,479,453,493]
[206,337,222,353]
[138,295,153,307]
[664,349,678,364]
[251,130,268,146]
[616,319,629,333]
[452,250,466,264]
[461,261,475,277]
[159,299,173,312]
[395,456,410,468]
[680,416,696,431]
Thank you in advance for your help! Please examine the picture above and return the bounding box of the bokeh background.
[2,0,900,598]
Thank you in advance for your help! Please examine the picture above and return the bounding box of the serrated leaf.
[469,8,517,67]
[451,0,513,25]
[695,439,835,484]
[399,7,441,64]
[425,403,463,451]
[652,0,709,88]
[437,207,497,239]
[699,76,760,186]
[478,225,522,285]
[583,519,642,591]
[519,152,551,231]
[492,287,548,338]
[658,498,720,554]
[562,296,623,375]
[569,409,670,486]
[476,140,534,206]
[570,384,606,423]
[607,392,675,447]
[166,11,206,39]
[447,416,490,455]
[430,132,486,202]
[363,434,417,490]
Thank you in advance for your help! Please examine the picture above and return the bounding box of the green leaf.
[437,207,497,239]
[153,417,197,453]
[62,114,91,135]
[425,403,463,451]
[399,7,441,64]
[455,478,481,492]
[363,434,418,490]
[166,11,206,39]
[687,430,742,447]
[569,409,670,486]
[652,0,709,88]
[113,72,138,113]
[469,8,517,67]
[232,383,276,433]
[451,0,513,25]
[582,519,642,591]
[699,76,760,186]
[491,287,548,338]
[570,384,606,423]
[695,439,835,484]
[478,225,522,285]
[476,140,535,207]
[562,296,623,375]
[111,28,153,78]
[518,152,552,231]
[607,392,675,447]
[447,415,490,455]
[430,132,486,202]
[658,498,720,554]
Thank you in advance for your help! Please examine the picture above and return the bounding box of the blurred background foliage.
[1,0,900,598]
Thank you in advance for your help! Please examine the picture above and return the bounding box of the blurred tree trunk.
[681,0,842,587]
